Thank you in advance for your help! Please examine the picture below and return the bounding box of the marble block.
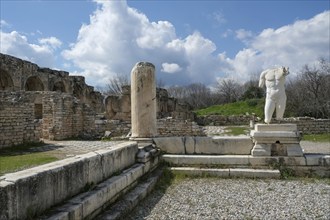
[251,124,303,157]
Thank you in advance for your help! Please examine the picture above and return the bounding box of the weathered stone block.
[153,137,185,154]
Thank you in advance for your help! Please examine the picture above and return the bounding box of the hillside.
[195,99,264,117]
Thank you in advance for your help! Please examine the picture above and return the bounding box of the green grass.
[302,133,330,142]
[0,153,58,176]
[0,142,59,176]
[223,126,249,136]
[195,99,264,117]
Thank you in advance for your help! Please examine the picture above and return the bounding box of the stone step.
[39,155,161,220]
[97,168,163,220]
[39,163,146,219]
[162,154,313,167]
[170,167,281,179]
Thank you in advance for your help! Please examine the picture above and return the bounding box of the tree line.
[103,59,330,119]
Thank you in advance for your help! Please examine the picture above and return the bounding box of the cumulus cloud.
[62,0,223,86]
[235,29,254,44]
[62,0,329,87]
[223,10,330,82]
[161,62,182,73]
[0,31,61,67]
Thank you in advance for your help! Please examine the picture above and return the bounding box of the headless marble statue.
[259,67,289,124]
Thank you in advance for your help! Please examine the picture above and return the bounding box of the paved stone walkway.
[203,125,249,136]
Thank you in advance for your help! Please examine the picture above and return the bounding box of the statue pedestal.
[250,124,303,157]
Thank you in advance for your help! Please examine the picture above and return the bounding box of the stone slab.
[97,169,162,220]
[163,154,330,168]
[162,155,250,166]
[254,123,297,131]
[229,168,281,178]
[153,137,185,154]
[154,136,253,155]
[0,142,138,220]
[170,167,230,177]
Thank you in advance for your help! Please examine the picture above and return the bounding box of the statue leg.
[276,94,287,120]
[264,98,275,123]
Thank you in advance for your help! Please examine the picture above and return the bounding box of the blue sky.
[1,0,329,88]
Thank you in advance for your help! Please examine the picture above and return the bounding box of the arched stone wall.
[53,80,67,93]
[0,69,14,91]
[25,76,45,91]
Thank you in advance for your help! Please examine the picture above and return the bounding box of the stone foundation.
[250,124,304,157]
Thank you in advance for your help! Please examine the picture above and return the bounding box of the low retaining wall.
[154,136,253,155]
[196,115,257,126]
[157,119,205,137]
[0,142,138,220]
[278,117,330,134]
[95,118,206,138]
[197,115,329,134]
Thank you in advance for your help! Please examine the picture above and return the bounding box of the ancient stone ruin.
[0,53,203,148]
[0,58,329,220]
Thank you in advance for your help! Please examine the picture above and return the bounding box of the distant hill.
[195,99,264,118]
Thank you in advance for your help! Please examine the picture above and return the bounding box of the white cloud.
[235,29,254,44]
[161,62,182,73]
[62,0,222,86]
[63,0,329,87]
[223,10,330,81]
[39,37,62,49]
[0,31,60,67]
[0,19,10,28]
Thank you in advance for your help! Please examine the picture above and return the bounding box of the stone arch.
[0,69,14,91]
[25,76,45,91]
[53,81,67,93]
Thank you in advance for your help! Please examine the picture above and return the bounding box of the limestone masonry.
[0,53,201,148]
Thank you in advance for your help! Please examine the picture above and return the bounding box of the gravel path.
[126,178,330,220]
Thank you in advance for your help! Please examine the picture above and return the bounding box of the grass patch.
[0,153,58,176]
[195,99,264,117]
[223,126,249,136]
[0,142,59,176]
[302,133,329,142]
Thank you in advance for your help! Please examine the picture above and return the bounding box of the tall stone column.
[130,62,157,139]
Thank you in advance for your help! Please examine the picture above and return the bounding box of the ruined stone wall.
[0,91,97,148]
[197,114,329,134]
[279,117,330,134]
[196,115,258,126]
[0,92,43,148]
[0,53,104,113]
[42,92,96,140]
[94,118,205,138]
[105,87,195,121]
[157,118,206,137]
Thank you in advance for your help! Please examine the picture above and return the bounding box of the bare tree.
[241,79,264,100]
[167,85,187,100]
[167,83,218,109]
[185,83,212,109]
[215,79,243,103]
[105,73,130,95]
[286,58,330,118]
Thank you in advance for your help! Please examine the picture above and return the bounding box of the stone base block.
[251,144,271,156]
[251,123,303,157]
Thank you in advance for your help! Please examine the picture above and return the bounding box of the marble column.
[130,62,157,139]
